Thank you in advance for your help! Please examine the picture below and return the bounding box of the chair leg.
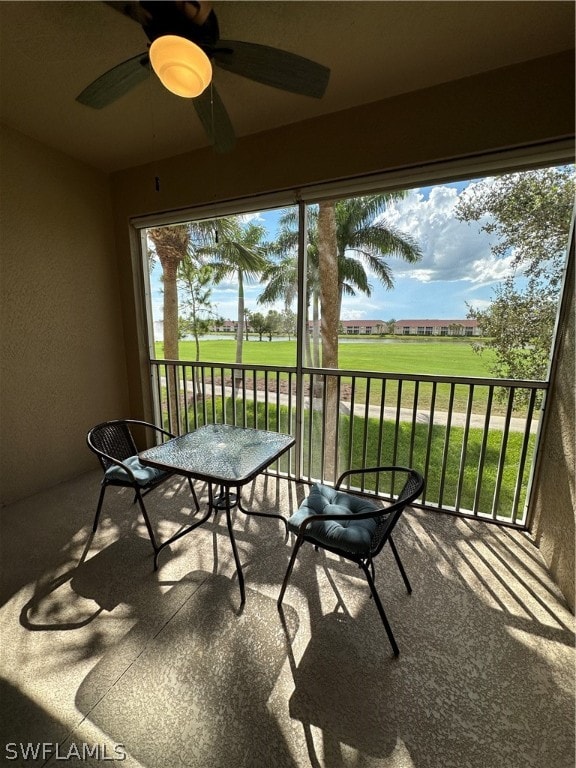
[388,535,412,594]
[359,560,400,656]
[278,536,304,608]
[134,489,159,554]
[92,485,107,532]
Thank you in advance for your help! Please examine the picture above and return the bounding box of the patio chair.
[277,466,425,655]
[87,419,199,556]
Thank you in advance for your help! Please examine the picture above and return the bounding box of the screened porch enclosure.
[141,167,573,533]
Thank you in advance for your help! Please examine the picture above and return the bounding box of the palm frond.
[340,255,371,295]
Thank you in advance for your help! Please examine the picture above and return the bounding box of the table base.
[153,482,288,607]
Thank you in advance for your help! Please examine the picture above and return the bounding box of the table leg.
[153,502,213,571]
[237,493,288,535]
[222,486,245,607]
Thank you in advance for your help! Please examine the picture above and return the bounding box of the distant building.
[393,319,481,337]
[303,320,386,335]
[215,319,388,335]
[339,320,386,335]
[333,319,481,336]
[213,320,239,333]
[213,318,481,337]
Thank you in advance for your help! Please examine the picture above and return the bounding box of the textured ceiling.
[0,1,574,172]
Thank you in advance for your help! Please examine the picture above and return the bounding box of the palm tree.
[259,210,321,366]
[318,193,422,368]
[202,220,270,367]
[149,220,228,427]
[319,194,422,478]
[261,195,422,478]
[260,195,422,369]
[148,225,191,431]
[149,220,221,361]
[148,224,190,363]
[318,201,339,370]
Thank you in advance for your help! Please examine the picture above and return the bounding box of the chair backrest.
[334,467,423,557]
[87,421,138,471]
[369,468,424,556]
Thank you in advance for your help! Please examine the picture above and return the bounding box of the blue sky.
[149,176,514,334]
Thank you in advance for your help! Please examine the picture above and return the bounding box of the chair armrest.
[335,465,413,490]
[122,419,176,441]
[293,504,390,534]
[87,442,139,484]
[335,466,424,516]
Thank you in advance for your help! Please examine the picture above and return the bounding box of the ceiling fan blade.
[76,52,150,109]
[213,40,330,99]
[192,84,236,153]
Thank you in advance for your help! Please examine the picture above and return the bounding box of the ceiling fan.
[76,1,331,153]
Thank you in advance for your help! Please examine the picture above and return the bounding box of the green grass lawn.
[154,338,539,418]
[155,337,495,377]
[179,396,531,521]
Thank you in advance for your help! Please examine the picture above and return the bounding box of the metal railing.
[150,358,547,528]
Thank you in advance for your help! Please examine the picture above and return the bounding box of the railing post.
[294,200,308,480]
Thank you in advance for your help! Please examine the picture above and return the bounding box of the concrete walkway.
[187,383,538,434]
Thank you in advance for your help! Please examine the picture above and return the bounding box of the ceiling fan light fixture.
[149,35,212,98]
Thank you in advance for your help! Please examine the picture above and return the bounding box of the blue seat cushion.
[104,455,167,487]
[288,483,383,554]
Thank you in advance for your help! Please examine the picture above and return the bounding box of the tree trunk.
[160,256,180,433]
[161,258,179,360]
[317,201,340,481]
[236,271,245,364]
[312,288,321,368]
[192,329,202,406]
[304,303,312,367]
[149,224,189,435]
[234,271,244,388]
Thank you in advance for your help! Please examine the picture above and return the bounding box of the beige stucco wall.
[0,125,129,506]
[111,51,574,219]
[530,242,575,612]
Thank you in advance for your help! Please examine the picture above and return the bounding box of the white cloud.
[381,186,512,286]
[340,298,380,320]
[466,298,492,313]
[148,184,515,326]
[213,284,239,295]
[215,300,240,318]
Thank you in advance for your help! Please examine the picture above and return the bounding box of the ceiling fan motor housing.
[140,1,220,50]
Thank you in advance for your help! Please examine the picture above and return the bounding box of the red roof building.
[213,318,481,336]
[393,319,481,336]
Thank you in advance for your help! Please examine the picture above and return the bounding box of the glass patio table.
[139,423,295,605]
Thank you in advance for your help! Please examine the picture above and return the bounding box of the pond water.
[189,335,396,344]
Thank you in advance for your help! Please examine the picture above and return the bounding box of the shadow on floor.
[74,572,300,768]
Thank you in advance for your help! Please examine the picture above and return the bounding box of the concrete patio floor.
[0,470,574,768]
